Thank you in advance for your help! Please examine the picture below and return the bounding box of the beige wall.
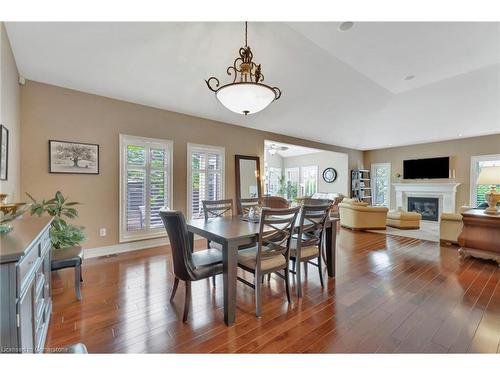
[20,80,364,249]
[364,135,500,211]
[0,23,21,201]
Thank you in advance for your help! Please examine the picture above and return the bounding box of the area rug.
[367,221,440,242]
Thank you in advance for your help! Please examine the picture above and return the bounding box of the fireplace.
[408,197,439,222]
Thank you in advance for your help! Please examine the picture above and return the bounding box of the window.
[371,163,391,207]
[266,167,282,196]
[470,154,500,207]
[188,144,225,219]
[300,166,318,197]
[285,167,299,200]
[119,135,172,242]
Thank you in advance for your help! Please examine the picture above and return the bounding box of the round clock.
[322,168,337,183]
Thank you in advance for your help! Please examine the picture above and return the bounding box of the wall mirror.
[235,155,262,200]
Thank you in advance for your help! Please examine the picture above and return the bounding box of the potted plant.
[26,191,85,249]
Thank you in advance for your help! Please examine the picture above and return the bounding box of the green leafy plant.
[26,191,85,249]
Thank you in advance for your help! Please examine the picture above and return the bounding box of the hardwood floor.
[45,228,500,353]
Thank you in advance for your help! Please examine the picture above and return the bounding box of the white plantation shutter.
[300,166,318,197]
[120,135,173,242]
[188,144,225,219]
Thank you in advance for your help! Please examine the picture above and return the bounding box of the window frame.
[187,143,226,220]
[371,162,391,208]
[119,134,173,243]
[470,154,500,207]
[299,165,319,197]
[266,167,282,196]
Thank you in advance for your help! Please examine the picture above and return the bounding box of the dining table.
[186,214,339,326]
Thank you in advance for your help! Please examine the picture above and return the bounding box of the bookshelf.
[351,169,372,205]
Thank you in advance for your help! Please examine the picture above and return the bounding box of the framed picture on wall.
[0,125,8,181]
[49,140,99,174]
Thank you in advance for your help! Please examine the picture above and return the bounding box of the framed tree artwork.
[0,125,8,181]
[49,140,99,174]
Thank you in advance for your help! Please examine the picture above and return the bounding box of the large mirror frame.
[235,154,262,202]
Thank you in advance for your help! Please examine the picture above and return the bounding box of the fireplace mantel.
[392,182,461,216]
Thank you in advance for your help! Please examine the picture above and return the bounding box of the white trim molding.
[119,134,174,243]
[84,237,169,259]
[371,162,391,208]
[187,143,226,220]
[470,154,500,207]
[393,182,461,217]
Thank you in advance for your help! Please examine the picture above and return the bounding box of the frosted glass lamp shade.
[477,166,500,185]
[216,83,277,115]
[477,166,500,214]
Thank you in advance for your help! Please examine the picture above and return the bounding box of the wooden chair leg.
[296,260,302,298]
[285,268,292,304]
[255,273,262,318]
[212,275,216,287]
[74,265,82,301]
[317,255,324,288]
[183,281,191,323]
[170,277,179,301]
[267,273,271,282]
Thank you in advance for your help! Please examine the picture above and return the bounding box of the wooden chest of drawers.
[0,217,53,353]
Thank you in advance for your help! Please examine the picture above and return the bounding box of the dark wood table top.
[186,215,339,243]
[462,209,500,220]
[187,217,262,242]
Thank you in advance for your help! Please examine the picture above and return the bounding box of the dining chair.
[290,203,331,298]
[236,206,300,317]
[202,199,234,251]
[159,209,223,323]
[237,197,263,215]
[201,198,234,286]
[263,196,289,209]
[202,198,234,219]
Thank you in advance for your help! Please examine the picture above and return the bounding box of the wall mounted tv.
[403,157,450,179]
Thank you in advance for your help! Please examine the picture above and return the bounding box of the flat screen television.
[403,157,449,179]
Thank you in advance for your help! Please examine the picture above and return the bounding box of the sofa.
[386,210,422,229]
[339,198,389,230]
[439,206,471,245]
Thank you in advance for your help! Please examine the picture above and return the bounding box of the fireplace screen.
[407,197,439,221]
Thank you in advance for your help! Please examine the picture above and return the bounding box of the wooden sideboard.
[458,209,500,265]
[0,216,53,353]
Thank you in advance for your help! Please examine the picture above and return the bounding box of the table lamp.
[476,166,500,214]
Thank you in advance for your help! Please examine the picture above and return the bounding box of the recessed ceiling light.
[458,133,463,137]
[404,75,415,81]
[338,22,354,32]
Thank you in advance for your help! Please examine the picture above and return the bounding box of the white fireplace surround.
[393,183,461,220]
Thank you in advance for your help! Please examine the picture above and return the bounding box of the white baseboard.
[84,237,170,259]
[83,234,205,259]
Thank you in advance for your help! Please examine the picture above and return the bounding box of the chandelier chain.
[245,21,248,47]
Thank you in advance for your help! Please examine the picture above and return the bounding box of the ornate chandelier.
[205,22,282,115]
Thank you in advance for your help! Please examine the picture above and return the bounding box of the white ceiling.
[5,22,500,150]
[264,140,324,158]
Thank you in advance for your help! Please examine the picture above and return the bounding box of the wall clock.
[322,167,337,183]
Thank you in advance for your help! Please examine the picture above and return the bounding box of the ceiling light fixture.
[205,22,281,116]
[338,22,354,32]
[266,143,289,155]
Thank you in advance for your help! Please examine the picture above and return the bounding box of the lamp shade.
[216,83,276,115]
[476,166,500,185]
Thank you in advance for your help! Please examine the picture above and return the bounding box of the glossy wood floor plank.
[45,229,500,353]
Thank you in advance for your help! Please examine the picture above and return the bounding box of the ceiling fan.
[266,144,289,155]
